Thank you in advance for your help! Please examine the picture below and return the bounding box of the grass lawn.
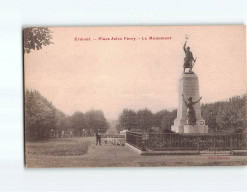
[25,137,247,168]
[26,138,90,156]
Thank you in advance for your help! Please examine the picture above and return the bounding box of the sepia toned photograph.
[24,25,247,167]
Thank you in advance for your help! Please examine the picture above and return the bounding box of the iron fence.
[126,132,247,152]
[126,131,143,150]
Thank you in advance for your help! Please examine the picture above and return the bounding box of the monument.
[171,36,208,134]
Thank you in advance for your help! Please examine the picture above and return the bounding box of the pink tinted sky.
[24,26,246,119]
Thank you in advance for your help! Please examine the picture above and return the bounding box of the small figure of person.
[182,94,202,126]
[183,41,196,73]
[95,129,101,145]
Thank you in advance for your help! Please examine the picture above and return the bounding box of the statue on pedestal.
[171,35,208,134]
[183,35,196,73]
[182,94,202,126]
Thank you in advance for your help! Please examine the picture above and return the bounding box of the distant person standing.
[96,129,101,145]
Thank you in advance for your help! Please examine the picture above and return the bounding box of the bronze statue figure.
[183,40,196,73]
[182,94,202,126]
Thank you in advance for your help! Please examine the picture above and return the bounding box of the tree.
[160,109,177,131]
[201,103,219,132]
[25,89,56,139]
[118,108,176,132]
[23,27,53,54]
[25,90,111,138]
[71,112,86,136]
[118,109,137,130]
[85,110,109,133]
[201,95,246,133]
[216,96,246,132]
[152,109,177,131]
[54,109,67,137]
[153,110,170,129]
[136,108,153,130]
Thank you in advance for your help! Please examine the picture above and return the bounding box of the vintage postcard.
[24,26,246,167]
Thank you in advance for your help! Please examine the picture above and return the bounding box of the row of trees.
[25,90,109,139]
[117,95,246,133]
[117,108,177,132]
[25,89,245,139]
[201,95,246,133]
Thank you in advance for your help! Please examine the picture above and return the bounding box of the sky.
[24,26,246,119]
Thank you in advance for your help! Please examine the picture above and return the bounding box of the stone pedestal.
[171,73,208,134]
